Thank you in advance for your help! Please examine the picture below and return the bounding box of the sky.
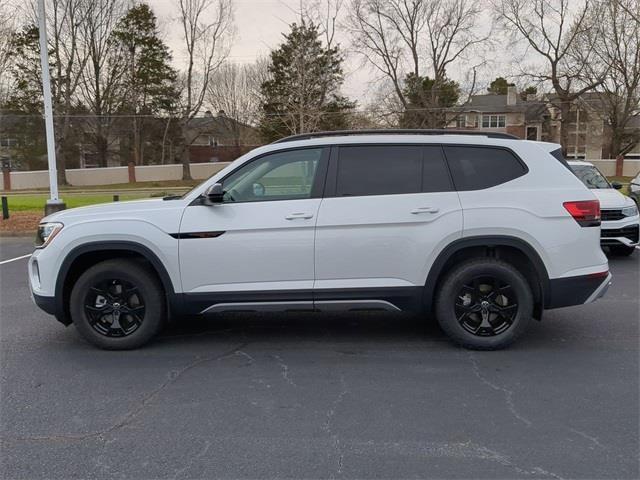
[146,0,512,106]
[149,0,375,103]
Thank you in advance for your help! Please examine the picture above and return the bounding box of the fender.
[54,241,181,326]
[423,235,550,311]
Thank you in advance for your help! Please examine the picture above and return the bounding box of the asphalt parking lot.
[0,236,638,480]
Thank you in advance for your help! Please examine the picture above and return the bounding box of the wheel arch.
[424,236,550,317]
[54,241,180,326]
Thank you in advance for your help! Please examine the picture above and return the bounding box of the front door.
[179,147,328,312]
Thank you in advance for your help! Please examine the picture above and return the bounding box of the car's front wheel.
[69,259,166,349]
[435,258,534,350]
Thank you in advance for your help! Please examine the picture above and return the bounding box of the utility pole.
[37,0,66,215]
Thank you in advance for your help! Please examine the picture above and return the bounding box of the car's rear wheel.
[70,259,166,349]
[435,258,533,350]
[609,245,636,256]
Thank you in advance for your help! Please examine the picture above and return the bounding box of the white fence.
[589,159,640,177]
[7,162,231,190]
[4,158,640,191]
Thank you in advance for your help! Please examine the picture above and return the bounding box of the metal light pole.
[37,0,65,215]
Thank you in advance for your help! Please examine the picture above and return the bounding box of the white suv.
[29,131,611,350]
[569,160,639,256]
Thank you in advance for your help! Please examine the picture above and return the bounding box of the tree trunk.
[558,101,572,157]
[54,118,68,185]
[179,124,192,180]
[132,116,141,165]
[181,146,192,180]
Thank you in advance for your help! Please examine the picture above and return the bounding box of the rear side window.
[444,146,527,191]
[336,146,422,196]
[550,148,573,172]
[423,146,453,192]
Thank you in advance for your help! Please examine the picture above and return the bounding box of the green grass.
[4,194,149,213]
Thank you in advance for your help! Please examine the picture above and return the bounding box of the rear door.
[313,144,463,307]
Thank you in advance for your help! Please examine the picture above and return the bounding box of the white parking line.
[0,254,32,265]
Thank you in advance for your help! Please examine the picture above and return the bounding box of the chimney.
[507,86,518,106]
[204,110,213,118]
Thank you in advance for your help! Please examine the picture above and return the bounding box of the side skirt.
[178,287,424,316]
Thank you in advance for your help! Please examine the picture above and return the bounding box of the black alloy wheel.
[84,278,146,337]
[435,258,534,350]
[454,276,518,337]
[70,259,165,349]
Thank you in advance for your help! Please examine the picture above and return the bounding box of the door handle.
[411,207,439,214]
[285,212,314,220]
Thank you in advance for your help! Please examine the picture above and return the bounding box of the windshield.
[570,165,611,189]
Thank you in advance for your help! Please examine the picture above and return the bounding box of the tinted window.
[550,148,573,171]
[336,146,422,196]
[423,146,453,192]
[222,148,322,202]
[444,146,526,191]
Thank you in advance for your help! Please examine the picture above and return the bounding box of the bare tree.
[585,0,640,158]
[494,0,606,154]
[206,61,264,145]
[346,0,488,126]
[0,5,18,103]
[176,0,234,180]
[78,0,127,167]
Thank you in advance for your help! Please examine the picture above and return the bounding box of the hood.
[590,188,635,209]
[42,197,183,224]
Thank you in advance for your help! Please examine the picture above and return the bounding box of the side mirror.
[611,181,623,190]
[204,183,224,204]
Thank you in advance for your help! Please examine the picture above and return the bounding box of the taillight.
[563,200,601,227]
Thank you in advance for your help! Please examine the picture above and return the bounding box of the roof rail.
[272,129,520,144]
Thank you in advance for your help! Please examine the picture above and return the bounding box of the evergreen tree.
[259,22,354,142]
[112,3,178,165]
[400,73,460,128]
[487,77,515,95]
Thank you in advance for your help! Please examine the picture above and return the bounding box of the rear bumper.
[545,272,612,309]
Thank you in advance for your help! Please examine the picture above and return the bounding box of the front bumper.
[545,272,612,309]
[600,219,639,247]
[32,293,57,315]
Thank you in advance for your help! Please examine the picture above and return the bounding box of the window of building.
[0,138,18,147]
[481,115,506,128]
[455,116,466,128]
[526,126,538,141]
[444,146,527,191]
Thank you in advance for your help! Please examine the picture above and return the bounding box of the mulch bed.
[0,213,42,236]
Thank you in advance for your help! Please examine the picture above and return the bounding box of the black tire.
[609,245,636,256]
[435,258,533,350]
[69,259,166,349]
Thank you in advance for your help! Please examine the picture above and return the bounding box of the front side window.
[570,165,611,189]
[222,148,323,202]
[444,146,527,191]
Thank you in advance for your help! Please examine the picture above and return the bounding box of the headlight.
[622,205,638,217]
[35,222,64,248]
